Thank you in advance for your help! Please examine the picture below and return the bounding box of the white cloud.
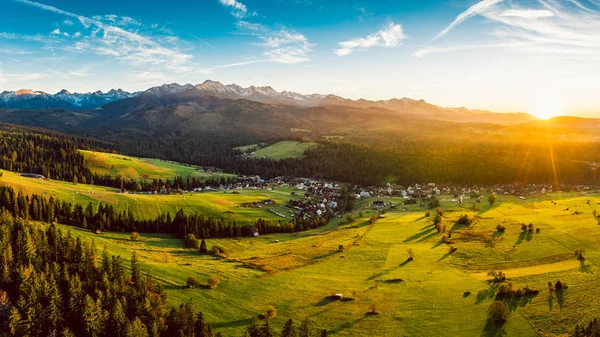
[219,0,248,18]
[14,0,192,70]
[417,0,600,59]
[51,28,61,35]
[434,0,502,40]
[5,72,48,81]
[334,22,406,56]
[192,59,268,74]
[133,71,173,83]
[499,9,554,18]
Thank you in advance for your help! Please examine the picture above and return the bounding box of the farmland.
[80,150,236,181]
[36,186,600,337]
[0,169,293,222]
[247,141,318,160]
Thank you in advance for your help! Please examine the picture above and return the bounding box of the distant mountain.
[102,80,536,125]
[0,88,139,110]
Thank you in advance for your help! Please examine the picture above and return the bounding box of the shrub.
[555,280,567,290]
[436,222,446,233]
[496,224,506,232]
[449,245,458,252]
[487,271,506,283]
[488,301,509,322]
[186,276,201,288]
[346,214,354,222]
[184,234,200,249]
[207,275,220,289]
[574,249,585,260]
[488,194,497,206]
[437,208,444,216]
[528,224,534,232]
[358,211,363,217]
[338,245,344,252]
[521,223,528,231]
[457,214,472,225]
[407,248,415,260]
[425,211,431,217]
[199,239,208,253]
[369,216,377,224]
[264,305,277,318]
[434,214,443,225]
[428,197,440,209]
[130,232,141,241]
[211,245,228,257]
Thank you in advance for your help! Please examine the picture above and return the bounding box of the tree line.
[0,210,328,337]
[0,184,328,239]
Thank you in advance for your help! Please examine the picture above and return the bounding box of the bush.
[496,224,506,232]
[555,280,567,290]
[211,245,228,257]
[574,249,585,260]
[434,214,443,225]
[436,222,446,233]
[358,211,363,217]
[487,271,506,283]
[457,214,472,225]
[528,223,534,232]
[130,232,141,241]
[407,248,415,260]
[184,234,200,249]
[186,276,201,289]
[425,211,431,217]
[437,208,444,216]
[264,305,277,318]
[428,197,440,209]
[488,194,497,206]
[207,275,219,289]
[346,214,354,222]
[199,239,208,253]
[488,301,509,322]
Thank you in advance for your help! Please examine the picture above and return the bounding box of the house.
[253,232,260,237]
[20,173,45,179]
[372,200,385,209]
[360,191,370,198]
[332,294,343,300]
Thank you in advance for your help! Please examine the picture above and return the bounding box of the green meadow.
[22,179,600,337]
[80,150,236,181]
[0,169,293,222]
[247,141,318,160]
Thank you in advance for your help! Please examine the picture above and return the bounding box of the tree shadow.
[556,289,565,309]
[437,250,456,262]
[476,284,499,305]
[515,231,526,245]
[399,258,413,267]
[580,259,592,273]
[328,314,370,335]
[491,231,504,239]
[481,320,507,337]
[212,318,252,329]
[547,293,554,312]
[313,296,336,307]
[525,230,534,242]
[403,226,436,242]
[431,239,444,249]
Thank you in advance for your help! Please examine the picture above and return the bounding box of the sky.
[0,0,599,116]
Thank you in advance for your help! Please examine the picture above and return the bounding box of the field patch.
[470,260,582,280]
[249,141,318,160]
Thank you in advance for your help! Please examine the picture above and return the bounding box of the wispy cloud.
[13,0,192,71]
[434,0,502,40]
[192,59,268,74]
[418,0,600,59]
[334,22,406,56]
[5,72,48,81]
[219,0,248,19]
[355,6,373,22]
[235,21,312,64]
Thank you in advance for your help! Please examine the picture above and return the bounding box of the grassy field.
[36,187,600,337]
[0,169,295,222]
[80,150,236,181]
[248,141,318,160]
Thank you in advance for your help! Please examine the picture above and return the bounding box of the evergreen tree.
[281,319,297,337]
[131,251,142,285]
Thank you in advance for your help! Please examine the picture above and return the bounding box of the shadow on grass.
[491,231,504,239]
[313,297,336,307]
[328,314,371,335]
[403,227,436,243]
[212,318,252,329]
[399,258,413,267]
[437,249,456,262]
[481,320,507,337]
[476,284,500,305]
[580,259,592,273]
[516,231,526,245]
[431,239,444,249]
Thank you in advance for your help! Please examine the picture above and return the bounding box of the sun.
[529,95,564,120]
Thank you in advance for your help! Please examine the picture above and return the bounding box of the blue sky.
[1,0,599,116]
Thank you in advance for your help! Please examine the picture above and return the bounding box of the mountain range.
[1,80,536,125]
[0,88,138,110]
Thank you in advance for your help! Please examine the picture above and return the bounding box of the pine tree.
[298,319,311,337]
[131,251,142,285]
[125,317,149,337]
[281,319,297,337]
[261,319,274,337]
[199,239,208,253]
[246,318,261,337]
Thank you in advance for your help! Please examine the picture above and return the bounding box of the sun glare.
[529,95,564,120]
